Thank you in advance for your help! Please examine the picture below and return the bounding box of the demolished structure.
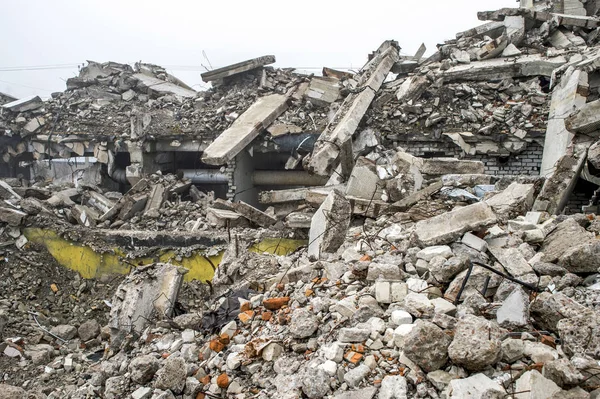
[2,0,600,397]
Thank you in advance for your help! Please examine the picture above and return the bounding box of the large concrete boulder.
[558,312,600,359]
[485,182,534,220]
[540,219,594,264]
[448,315,503,370]
[558,241,600,273]
[529,292,590,332]
[403,320,452,372]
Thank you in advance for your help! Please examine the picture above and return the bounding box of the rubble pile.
[3,1,600,398]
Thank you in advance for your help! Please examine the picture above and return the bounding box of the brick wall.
[564,190,590,215]
[402,140,543,176]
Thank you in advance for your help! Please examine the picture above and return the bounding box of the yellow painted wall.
[23,228,305,282]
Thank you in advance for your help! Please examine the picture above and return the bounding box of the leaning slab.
[232,201,277,228]
[414,202,497,246]
[108,263,186,339]
[201,55,275,83]
[306,41,400,176]
[308,190,351,260]
[202,94,288,165]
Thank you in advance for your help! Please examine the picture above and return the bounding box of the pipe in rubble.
[178,169,328,186]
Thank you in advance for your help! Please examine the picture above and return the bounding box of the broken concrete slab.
[200,55,276,83]
[305,77,340,107]
[441,54,566,82]
[414,202,497,246]
[345,157,384,200]
[133,73,197,98]
[109,263,186,341]
[308,190,351,261]
[420,158,485,177]
[540,68,588,178]
[489,247,534,277]
[0,207,27,226]
[232,201,277,228]
[202,94,289,165]
[1,95,43,112]
[306,42,400,176]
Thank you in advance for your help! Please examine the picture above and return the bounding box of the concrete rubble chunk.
[334,387,378,399]
[108,263,186,339]
[529,292,591,332]
[308,189,351,260]
[414,202,497,246]
[543,358,585,388]
[344,364,371,388]
[290,308,319,338]
[446,373,506,398]
[515,370,561,399]
[558,241,600,273]
[566,98,600,134]
[448,314,502,371]
[403,320,452,372]
[0,207,27,226]
[201,55,276,82]
[489,247,534,277]
[540,218,594,264]
[485,182,535,221]
[202,94,289,165]
[305,76,340,107]
[378,375,408,399]
[496,286,530,328]
[558,313,600,359]
[417,245,453,261]
[154,356,187,394]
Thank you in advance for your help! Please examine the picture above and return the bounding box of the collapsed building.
[2,0,600,398]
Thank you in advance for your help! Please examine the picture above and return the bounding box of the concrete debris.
[4,4,600,399]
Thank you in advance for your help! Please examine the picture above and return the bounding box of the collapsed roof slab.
[133,73,197,98]
[478,7,600,29]
[440,54,567,82]
[201,94,289,165]
[200,55,276,83]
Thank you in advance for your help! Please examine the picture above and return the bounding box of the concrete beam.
[201,55,276,83]
[441,55,566,82]
[1,95,43,112]
[540,68,588,177]
[478,7,600,28]
[306,42,400,177]
[201,94,289,165]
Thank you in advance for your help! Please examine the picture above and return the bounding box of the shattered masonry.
[2,0,600,398]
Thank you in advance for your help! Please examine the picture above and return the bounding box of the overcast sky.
[0,0,515,99]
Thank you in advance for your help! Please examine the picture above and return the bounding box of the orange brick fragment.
[261,312,273,321]
[217,373,229,388]
[240,301,251,312]
[344,351,363,364]
[196,393,205,399]
[198,375,210,385]
[210,339,225,352]
[305,289,314,297]
[359,254,371,262]
[50,284,59,293]
[238,310,254,324]
[263,297,290,310]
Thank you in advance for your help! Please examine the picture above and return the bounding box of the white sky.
[0,0,516,99]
